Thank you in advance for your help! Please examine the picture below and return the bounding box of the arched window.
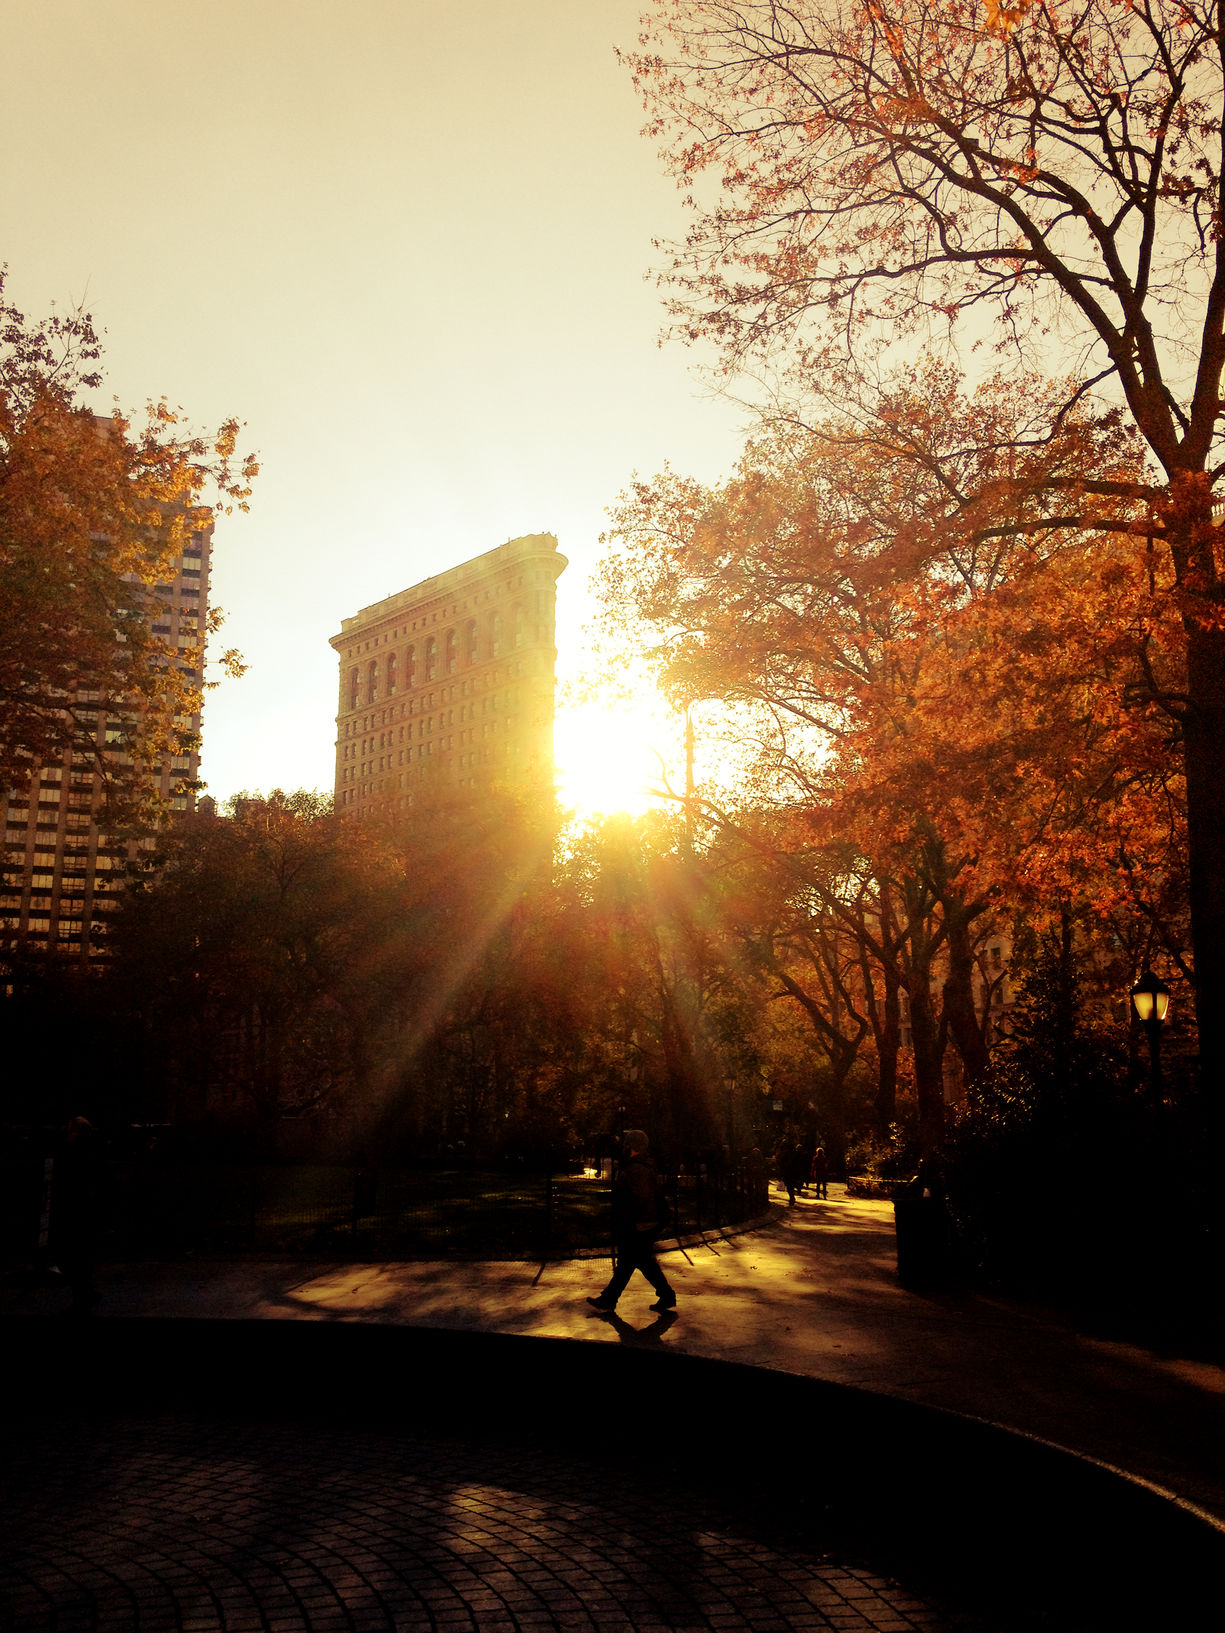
[406,645,415,687]
[386,651,397,695]
[445,629,457,675]
[348,668,359,711]
[425,636,437,680]
[490,612,502,658]
[464,620,477,665]
[367,659,378,703]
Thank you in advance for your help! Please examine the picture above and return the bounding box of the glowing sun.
[553,700,678,819]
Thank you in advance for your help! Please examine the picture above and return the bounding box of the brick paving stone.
[0,1411,1008,1633]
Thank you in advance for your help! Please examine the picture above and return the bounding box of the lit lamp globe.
[1130,969,1171,1025]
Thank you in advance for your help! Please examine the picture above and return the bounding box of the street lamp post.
[1130,968,1171,1110]
[723,1075,736,1159]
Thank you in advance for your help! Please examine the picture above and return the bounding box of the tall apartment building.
[0,521,213,961]
[331,533,567,816]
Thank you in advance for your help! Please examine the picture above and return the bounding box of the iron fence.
[1,1159,770,1262]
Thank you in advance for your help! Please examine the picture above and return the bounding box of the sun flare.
[553,700,678,820]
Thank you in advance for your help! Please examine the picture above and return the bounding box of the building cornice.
[329,533,566,648]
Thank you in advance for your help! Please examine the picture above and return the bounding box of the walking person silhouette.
[586,1129,677,1313]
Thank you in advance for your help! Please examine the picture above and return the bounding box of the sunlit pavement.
[6,1183,1224,1526]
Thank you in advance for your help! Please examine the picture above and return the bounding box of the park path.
[7,1184,1223,1526]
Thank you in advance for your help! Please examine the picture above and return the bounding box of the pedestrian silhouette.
[776,1137,806,1206]
[810,1146,829,1200]
[586,1129,677,1312]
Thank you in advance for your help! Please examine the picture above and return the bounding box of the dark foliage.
[940,926,1216,1326]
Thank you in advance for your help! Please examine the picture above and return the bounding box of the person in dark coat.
[776,1137,806,1206]
[810,1146,830,1200]
[586,1129,676,1312]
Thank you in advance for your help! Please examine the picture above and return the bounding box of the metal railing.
[1,1159,771,1263]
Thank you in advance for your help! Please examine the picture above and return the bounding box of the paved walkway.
[1,1406,994,1633]
[6,1184,1223,1526]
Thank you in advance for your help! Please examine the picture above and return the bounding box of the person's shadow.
[587,1307,679,1346]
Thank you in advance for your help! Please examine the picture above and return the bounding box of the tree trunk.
[1183,618,1225,1089]
[876,969,901,1135]
[1053,907,1077,1103]
[909,979,945,1151]
[822,1036,855,1173]
[897,876,946,1149]
[943,904,990,1086]
[860,940,900,1135]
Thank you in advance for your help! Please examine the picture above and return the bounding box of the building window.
[426,637,437,681]
[349,668,359,711]
[368,659,379,703]
[445,630,457,675]
[490,612,502,657]
[387,651,397,695]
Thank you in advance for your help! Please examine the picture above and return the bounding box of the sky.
[1,0,747,813]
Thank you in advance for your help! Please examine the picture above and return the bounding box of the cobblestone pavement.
[4,1190,1222,1631]
[0,1410,989,1633]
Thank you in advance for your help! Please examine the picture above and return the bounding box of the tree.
[362,788,567,1157]
[0,271,255,821]
[100,777,877,1164]
[712,818,880,1157]
[626,0,1224,1078]
[600,372,1187,1140]
[107,791,401,1136]
[106,785,574,1157]
[701,803,965,1147]
[555,812,733,1156]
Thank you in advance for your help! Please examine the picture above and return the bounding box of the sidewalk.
[6,1183,1223,1528]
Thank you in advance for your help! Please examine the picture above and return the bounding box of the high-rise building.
[331,533,567,817]
[0,520,213,961]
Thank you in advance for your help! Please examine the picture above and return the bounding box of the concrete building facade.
[331,533,567,816]
[0,521,213,961]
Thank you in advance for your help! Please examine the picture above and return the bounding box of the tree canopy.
[600,368,1189,1136]
[0,271,256,821]
[628,0,1224,469]
[626,0,1221,1077]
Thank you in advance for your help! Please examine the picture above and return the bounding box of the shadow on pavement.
[4,1315,1222,1632]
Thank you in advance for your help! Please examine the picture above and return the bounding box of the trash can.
[894,1185,953,1290]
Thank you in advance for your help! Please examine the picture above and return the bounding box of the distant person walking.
[587,1130,676,1313]
[810,1146,829,1200]
[775,1138,805,1206]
